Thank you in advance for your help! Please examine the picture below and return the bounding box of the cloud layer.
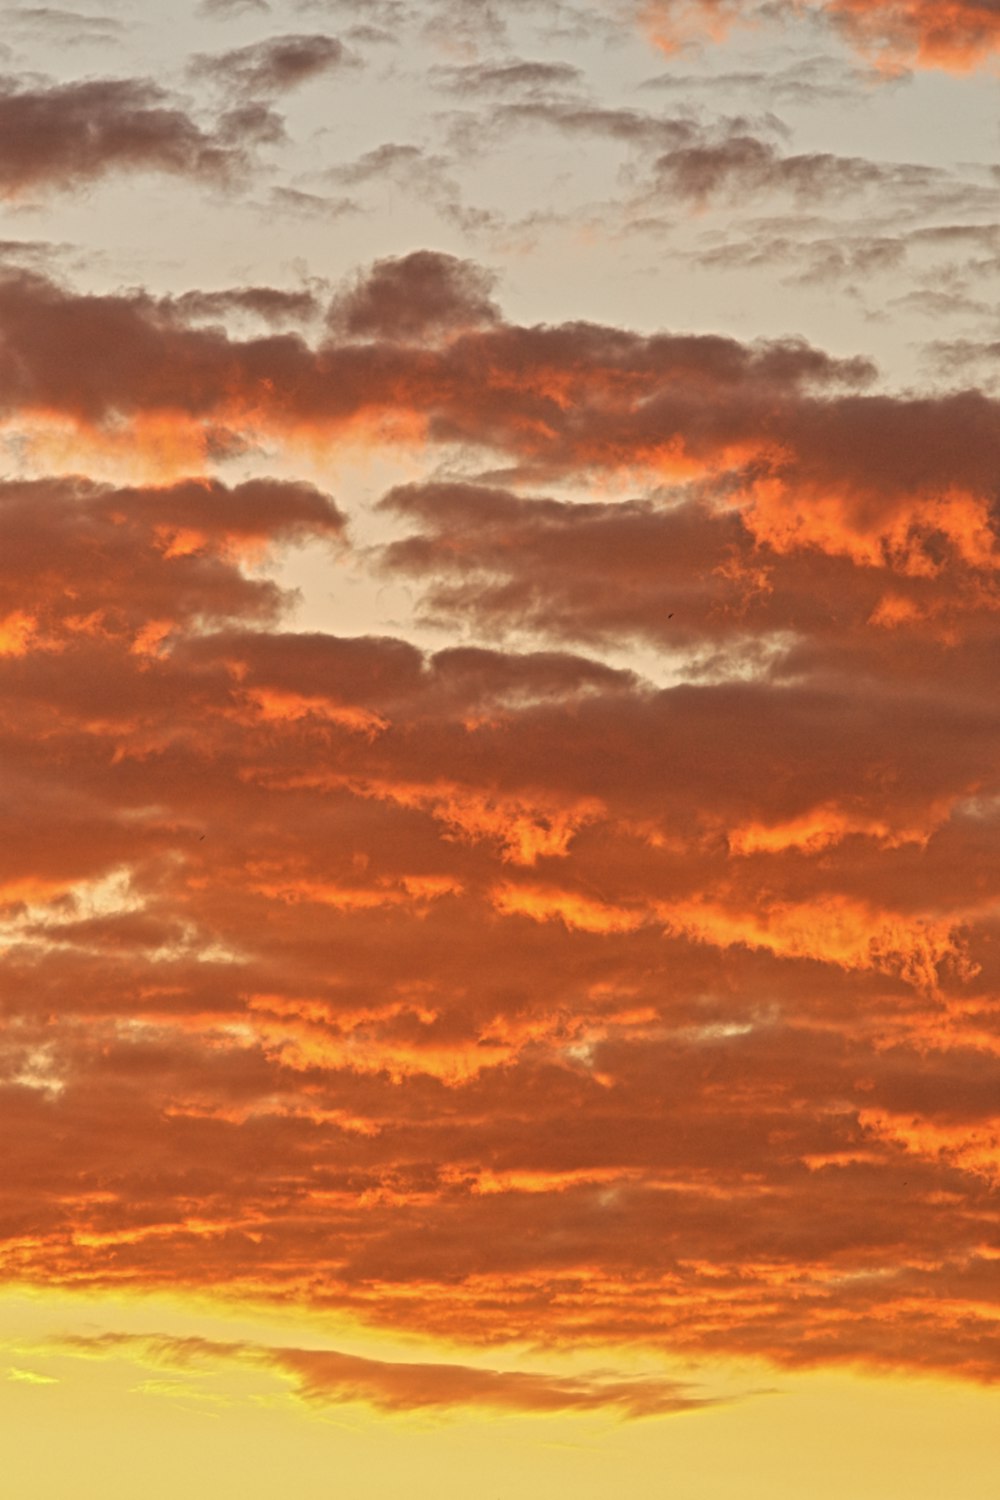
[0,0,997,1405]
[0,253,997,1380]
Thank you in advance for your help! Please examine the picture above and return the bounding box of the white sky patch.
[0,867,142,947]
[678,1021,756,1042]
[0,864,247,970]
[9,1044,65,1104]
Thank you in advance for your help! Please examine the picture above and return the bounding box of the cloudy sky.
[1,2,998,1496]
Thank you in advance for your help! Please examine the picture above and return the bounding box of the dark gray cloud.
[639,55,874,104]
[199,0,271,16]
[169,285,324,327]
[327,141,436,186]
[431,58,585,96]
[328,250,500,340]
[922,338,1000,382]
[189,33,355,99]
[0,75,269,197]
[267,184,361,216]
[649,136,939,207]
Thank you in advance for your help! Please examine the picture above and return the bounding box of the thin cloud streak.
[188,34,356,98]
[50,1332,724,1417]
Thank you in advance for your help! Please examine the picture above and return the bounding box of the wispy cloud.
[49,1332,725,1417]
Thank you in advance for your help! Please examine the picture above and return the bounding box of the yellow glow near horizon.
[2,1288,998,1500]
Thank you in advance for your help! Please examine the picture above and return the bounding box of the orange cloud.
[493,882,647,933]
[656,894,974,992]
[725,806,944,854]
[859,1108,1000,1185]
[0,610,37,656]
[636,0,1000,70]
[0,255,998,1388]
[827,0,1000,70]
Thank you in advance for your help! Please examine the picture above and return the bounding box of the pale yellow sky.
[4,1287,999,1500]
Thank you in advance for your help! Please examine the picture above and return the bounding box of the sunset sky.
[1,1,999,1495]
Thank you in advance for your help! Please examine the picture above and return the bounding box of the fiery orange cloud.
[636,0,1000,70]
[0,248,998,1393]
[493,881,647,933]
[0,610,38,656]
[826,0,1000,70]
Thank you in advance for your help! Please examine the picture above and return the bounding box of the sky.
[0,1,998,1495]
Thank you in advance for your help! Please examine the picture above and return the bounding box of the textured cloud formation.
[1,485,998,1378]
[0,261,893,476]
[637,0,1000,70]
[6,259,997,581]
[53,1333,716,1417]
[0,250,997,1385]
